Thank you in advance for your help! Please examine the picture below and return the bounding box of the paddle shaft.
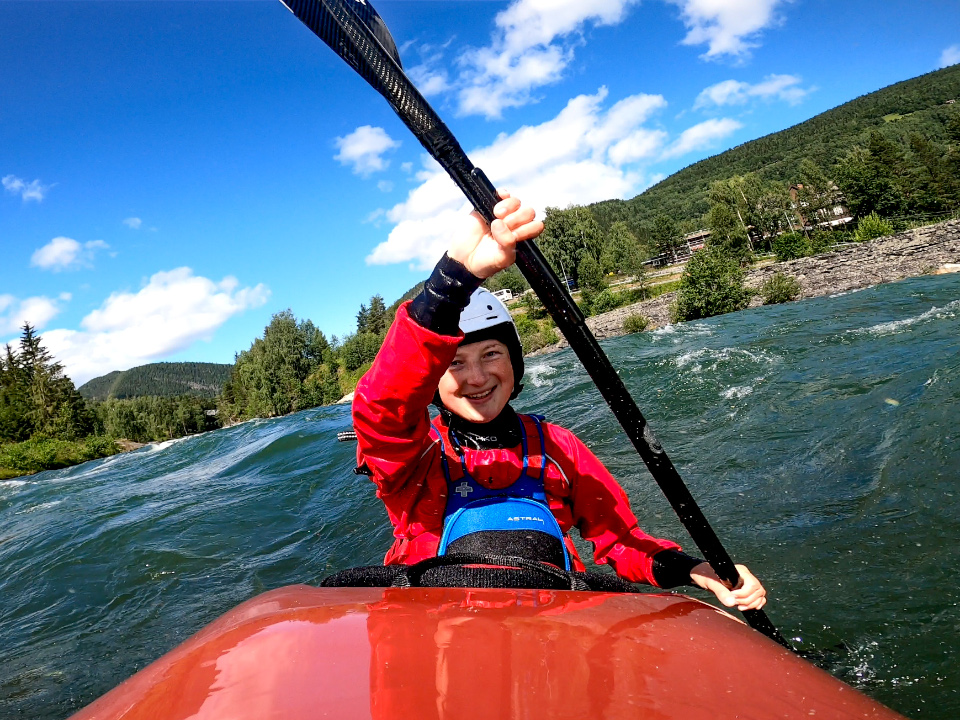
[458,169,790,648]
[279,0,792,649]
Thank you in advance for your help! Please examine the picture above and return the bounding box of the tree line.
[6,70,958,465]
[669,112,960,323]
[78,362,232,402]
[219,298,392,422]
[588,63,960,233]
[222,105,960,422]
[0,324,225,476]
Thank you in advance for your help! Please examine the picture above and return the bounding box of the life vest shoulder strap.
[429,413,548,480]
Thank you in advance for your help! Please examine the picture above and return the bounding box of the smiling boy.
[352,193,766,609]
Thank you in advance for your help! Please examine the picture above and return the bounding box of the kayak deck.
[70,585,904,719]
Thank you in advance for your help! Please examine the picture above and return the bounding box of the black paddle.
[278,0,792,649]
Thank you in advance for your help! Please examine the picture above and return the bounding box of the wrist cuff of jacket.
[409,252,484,335]
[651,549,705,588]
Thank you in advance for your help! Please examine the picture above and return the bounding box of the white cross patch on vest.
[454,481,473,498]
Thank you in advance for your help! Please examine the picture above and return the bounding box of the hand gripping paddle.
[278,0,792,650]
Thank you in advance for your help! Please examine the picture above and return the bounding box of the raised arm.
[352,194,542,496]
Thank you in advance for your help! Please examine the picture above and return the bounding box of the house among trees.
[683,229,710,252]
[789,183,854,230]
[644,228,711,268]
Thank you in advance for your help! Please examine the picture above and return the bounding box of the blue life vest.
[432,415,571,571]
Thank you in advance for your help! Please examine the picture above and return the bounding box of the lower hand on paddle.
[447,193,543,279]
[690,563,767,611]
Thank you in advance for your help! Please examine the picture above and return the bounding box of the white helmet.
[460,288,516,335]
[458,288,524,398]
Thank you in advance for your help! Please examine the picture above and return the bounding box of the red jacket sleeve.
[352,302,460,497]
[544,425,682,586]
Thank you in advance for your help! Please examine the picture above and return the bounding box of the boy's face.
[438,339,514,424]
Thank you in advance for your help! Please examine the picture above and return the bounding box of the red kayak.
[70,583,905,719]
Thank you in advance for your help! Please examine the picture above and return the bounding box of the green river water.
[1,273,958,718]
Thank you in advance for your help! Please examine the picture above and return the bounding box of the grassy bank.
[0,436,121,479]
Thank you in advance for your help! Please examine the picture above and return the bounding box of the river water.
[1,273,958,719]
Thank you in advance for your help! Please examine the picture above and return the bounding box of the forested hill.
[591,64,960,230]
[78,362,233,401]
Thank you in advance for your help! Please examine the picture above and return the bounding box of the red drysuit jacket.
[352,302,681,586]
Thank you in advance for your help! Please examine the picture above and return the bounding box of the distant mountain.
[78,362,233,401]
[590,64,960,230]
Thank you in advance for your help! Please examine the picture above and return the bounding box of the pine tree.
[366,295,389,336]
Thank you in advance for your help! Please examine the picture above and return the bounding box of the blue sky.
[2,0,958,385]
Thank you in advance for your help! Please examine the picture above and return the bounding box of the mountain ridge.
[78,362,232,401]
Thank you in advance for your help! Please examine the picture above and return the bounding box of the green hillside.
[78,362,232,401]
[590,64,960,230]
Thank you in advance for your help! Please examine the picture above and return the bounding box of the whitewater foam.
[524,361,557,388]
[722,385,754,399]
[674,347,779,373]
[850,298,960,337]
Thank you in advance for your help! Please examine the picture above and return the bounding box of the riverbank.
[0,436,121,479]
[530,218,960,355]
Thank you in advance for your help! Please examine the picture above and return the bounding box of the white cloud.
[695,74,812,108]
[0,294,66,335]
[123,217,143,229]
[30,237,109,272]
[2,174,52,202]
[38,268,270,385]
[366,87,677,269]
[669,0,784,59]
[334,126,401,176]
[453,0,639,118]
[661,117,742,158]
[408,65,451,96]
[940,45,960,68]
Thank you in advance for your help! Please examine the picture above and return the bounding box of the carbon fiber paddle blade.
[279,0,489,218]
[281,0,402,68]
[280,0,445,139]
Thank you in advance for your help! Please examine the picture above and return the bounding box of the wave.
[651,322,714,344]
[145,435,195,453]
[829,287,869,299]
[849,298,960,337]
[524,361,558,387]
[14,500,62,515]
[674,346,779,373]
[721,385,754,399]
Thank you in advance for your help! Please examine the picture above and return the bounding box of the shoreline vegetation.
[4,67,958,478]
[530,219,960,354]
[3,219,956,480]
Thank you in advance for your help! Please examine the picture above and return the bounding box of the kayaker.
[352,193,766,610]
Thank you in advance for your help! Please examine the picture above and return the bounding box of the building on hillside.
[644,229,711,268]
[789,184,854,230]
[492,288,514,302]
[683,229,710,252]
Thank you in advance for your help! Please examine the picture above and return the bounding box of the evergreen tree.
[366,295,389,336]
[601,221,645,276]
[540,206,604,287]
[834,140,906,218]
[649,214,683,262]
[356,303,370,334]
[0,343,30,442]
